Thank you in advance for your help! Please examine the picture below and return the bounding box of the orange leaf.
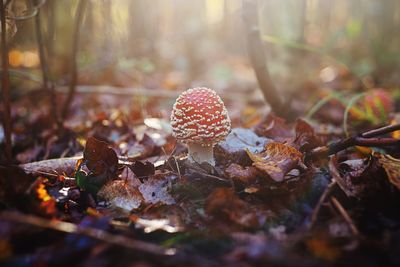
[246,142,303,182]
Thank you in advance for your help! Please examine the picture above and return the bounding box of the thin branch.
[61,0,88,119]
[330,196,360,236]
[33,0,62,133]
[242,0,294,120]
[308,123,400,158]
[0,0,12,163]
[0,211,172,256]
[362,124,400,138]
[309,180,337,229]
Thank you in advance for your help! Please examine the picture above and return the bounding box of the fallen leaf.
[328,155,385,198]
[98,170,176,210]
[292,119,321,152]
[98,180,144,211]
[76,137,118,196]
[83,137,118,176]
[139,174,176,205]
[224,163,259,184]
[205,188,261,228]
[255,114,293,142]
[246,142,303,182]
[33,179,57,217]
[16,146,43,164]
[129,161,155,178]
[215,128,270,165]
[375,153,400,190]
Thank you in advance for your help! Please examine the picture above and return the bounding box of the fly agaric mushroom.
[170,87,231,165]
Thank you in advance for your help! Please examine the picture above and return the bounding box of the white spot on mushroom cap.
[170,87,231,144]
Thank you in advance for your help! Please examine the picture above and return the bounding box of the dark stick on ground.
[331,196,360,236]
[34,0,62,133]
[0,1,12,163]
[62,0,88,119]
[0,211,170,256]
[308,123,400,158]
[242,0,294,121]
[309,180,337,229]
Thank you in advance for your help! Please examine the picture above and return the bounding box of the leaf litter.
[1,86,400,267]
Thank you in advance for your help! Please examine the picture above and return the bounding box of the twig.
[330,196,360,236]
[309,180,337,229]
[0,211,172,256]
[61,0,88,119]
[362,124,400,138]
[0,0,12,163]
[33,0,62,133]
[242,0,294,120]
[308,123,400,158]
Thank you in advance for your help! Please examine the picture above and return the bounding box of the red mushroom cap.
[170,87,231,145]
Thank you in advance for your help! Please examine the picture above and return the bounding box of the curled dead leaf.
[375,153,400,190]
[328,156,385,198]
[246,142,304,182]
[292,119,321,152]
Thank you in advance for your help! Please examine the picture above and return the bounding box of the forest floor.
[1,56,400,267]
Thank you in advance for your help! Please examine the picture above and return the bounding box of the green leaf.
[75,170,105,196]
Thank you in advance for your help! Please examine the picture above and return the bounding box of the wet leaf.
[246,142,303,182]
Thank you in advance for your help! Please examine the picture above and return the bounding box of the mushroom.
[170,87,231,165]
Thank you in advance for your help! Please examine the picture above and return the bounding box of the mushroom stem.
[187,143,215,166]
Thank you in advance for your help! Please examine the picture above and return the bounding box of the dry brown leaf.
[205,188,261,228]
[246,142,303,182]
[376,153,400,190]
[292,119,321,152]
[254,114,293,142]
[224,163,259,184]
[98,180,144,211]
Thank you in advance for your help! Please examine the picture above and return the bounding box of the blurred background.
[4,0,400,93]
